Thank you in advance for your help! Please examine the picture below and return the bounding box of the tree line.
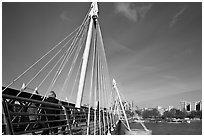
[126,108,202,119]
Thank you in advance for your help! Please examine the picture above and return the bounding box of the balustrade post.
[62,106,72,134]
[2,100,14,135]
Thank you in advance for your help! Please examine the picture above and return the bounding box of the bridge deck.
[2,87,117,135]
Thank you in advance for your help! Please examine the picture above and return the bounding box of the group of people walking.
[27,91,67,135]
[6,89,88,135]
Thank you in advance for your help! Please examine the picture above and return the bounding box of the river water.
[114,120,202,135]
[143,121,202,135]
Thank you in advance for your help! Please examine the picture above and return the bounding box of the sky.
[2,2,202,108]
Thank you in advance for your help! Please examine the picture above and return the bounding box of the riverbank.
[142,120,202,135]
[140,118,202,123]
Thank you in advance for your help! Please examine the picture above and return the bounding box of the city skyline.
[122,99,202,111]
[2,2,202,108]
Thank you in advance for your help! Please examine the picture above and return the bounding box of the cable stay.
[2,2,152,135]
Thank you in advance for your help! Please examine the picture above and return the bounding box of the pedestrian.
[41,91,60,135]
[27,90,39,135]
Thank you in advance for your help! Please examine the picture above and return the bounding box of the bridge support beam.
[75,2,98,108]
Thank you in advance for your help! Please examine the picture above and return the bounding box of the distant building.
[180,101,186,111]
[186,102,191,112]
[179,100,201,112]
[123,101,131,110]
[195,101,202,111]
[141,107,154,111]
[168,106,174,111]
[156,106,162,110]
[191,102,196,111]
[156,106,166,115]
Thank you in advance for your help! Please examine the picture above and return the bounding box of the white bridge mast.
[75,2,98,108]
[113,79,131,131]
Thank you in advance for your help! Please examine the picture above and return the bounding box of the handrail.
[2,89,114,135]
[3,94,68,109]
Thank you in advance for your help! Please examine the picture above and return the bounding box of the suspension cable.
[100,36,110,134]
[99,44,105,135]
[102,58,110,133]
[68,57,83,103]
[96,41,101,135]
[25,34,76,89]
[45,17,89,95]
[46,7,92,92]
[36,41,83,112]
[119,88,149,131]
[3,3,92,93]
[37,47,71,90]
[97,22,111,134]
[16,28,81,98]
[38,32,79,97]
[86,26,97,135]
[99,48,107,135]
[39,29,83,100]
[97,22,113,133]
[93,37,98,134]
[2,25,80,92]
[59,21,89,98]
[15,31,78,97]
[9,2,94,120]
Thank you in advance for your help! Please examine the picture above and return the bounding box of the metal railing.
[2,87,117,135]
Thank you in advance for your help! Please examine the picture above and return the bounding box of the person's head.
[48,91,56,98]
[33,90,39,95]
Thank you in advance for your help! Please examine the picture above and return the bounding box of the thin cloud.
[60,11,72,22]
[115,2,152,22]
[170,6,188,27]
[162,75,180,81]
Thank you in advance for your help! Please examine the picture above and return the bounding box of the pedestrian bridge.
[2,87,123,135]
[2,2,151,135]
